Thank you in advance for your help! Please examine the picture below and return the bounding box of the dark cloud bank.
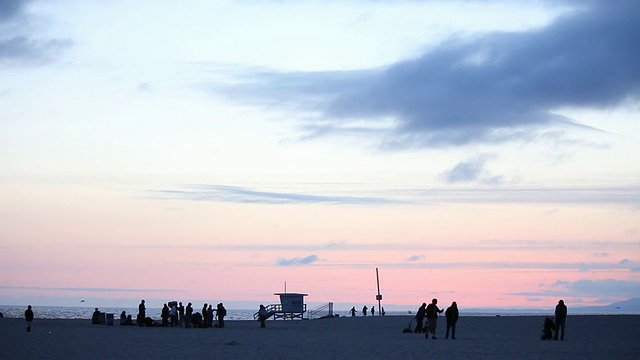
[212,0,640,148]
[0,0,71,64]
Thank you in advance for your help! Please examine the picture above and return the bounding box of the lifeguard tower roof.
[274,293,308,296]
[272,293,308,318]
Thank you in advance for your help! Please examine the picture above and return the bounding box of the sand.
[1,315,638,359]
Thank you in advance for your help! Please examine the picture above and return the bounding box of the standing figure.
[201,303,208,327]
[207,304,214,327]
[554,299,567,340]
[185,302,193,328]
[161,304,169,327]
[381,307,386,316]
[371,306,375,316]
[445,301,459,339]
[350,307,356,317]
[426,298,444,339]
[25,305,34,332]
[414,303,427,333]
[258,304,268,328]
[92,308,100,324]
[137,300,146,326]
[169,302,178,326]
[178,302,185,327]
[362,305,368,316]
[217,303,227,328]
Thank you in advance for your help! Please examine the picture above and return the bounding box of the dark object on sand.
[403,318,414,333]
[541,317,556,340]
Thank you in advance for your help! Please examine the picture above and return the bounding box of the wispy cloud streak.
[152,184,407,205]
[0,285,180,293]
[150,184,640,206]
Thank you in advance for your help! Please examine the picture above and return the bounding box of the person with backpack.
[425,298,444,339]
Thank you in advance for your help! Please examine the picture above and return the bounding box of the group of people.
[349,305,386,316]
[150,300,227,328]
[91,299,228,328]
[414,298,459,340]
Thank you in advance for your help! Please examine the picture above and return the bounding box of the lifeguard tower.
[257,293,308,320]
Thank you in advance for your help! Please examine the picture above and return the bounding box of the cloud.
[550,279,640,298]
[406,255,425,262]
[0,0,24,22]
[210,0,640,148]
[152,184,407,205]
[0,36,72,64]
[0,285,179,293]
[512,279,640,298]
[439,155,504,184]
[150,183,640,207]
[277,255,320,266]
[0,0,72,64]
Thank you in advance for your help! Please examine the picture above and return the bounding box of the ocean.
[0,305,586,320]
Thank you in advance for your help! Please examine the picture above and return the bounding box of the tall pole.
[376,268,382,315]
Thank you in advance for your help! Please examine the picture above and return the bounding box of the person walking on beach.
[25,305,34,332]
[137,300,146,326]
[217,303,227,328]
[371,306,375,316]
[445,301,459,339]
[258,304,268,328]
[350,307,356,317]
[426,298,443,339]
[185,302,193,328]
[362,305,368,316]
[554,299,567,340]
[381,307,385,316]
[414,303,427,333]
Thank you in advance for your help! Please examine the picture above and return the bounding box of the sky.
[1,0,639,311]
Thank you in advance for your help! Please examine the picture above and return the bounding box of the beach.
[1,315,638,359]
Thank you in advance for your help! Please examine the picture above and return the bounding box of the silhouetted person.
[25,305,34,332]
[178,302,185,327]
[362,305,368,316]
[426,298,444,339]
[201,303,208,327]
[120,311,127,325]
[258,304,268,328]
[445,301,459,339]
[137,300,146,326]
[350,307,356,317]
[381,307,385,316]
[217,303,227,328]
[542,317,555,340]
[185,302,193,328]
[92,308,100,324]
[207,304,214,327]
[554,299,567,340]
[170,302,178,326]
[414,303,427,333]
[371,306,375,316]
[161,303,169,327]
